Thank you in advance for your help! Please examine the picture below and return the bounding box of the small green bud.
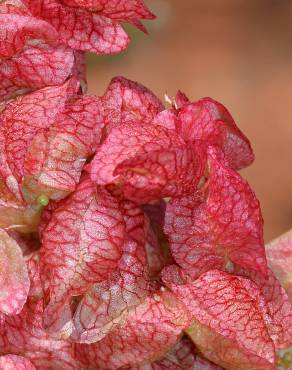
[37,194,49,207]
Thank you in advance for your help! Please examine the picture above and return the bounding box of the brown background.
[87,0,292,242]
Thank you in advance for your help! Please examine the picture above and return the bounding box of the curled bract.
[0,1,76,102]
[40,177,126,335]
[0,354,36,370]
[0,78,103,231]
[0,229,29,315]
[266,229,292,301]
[164,147,267,279]
[71,200,150,343]
[0,250,78,369]
[75,291,191,369]
[23,0,155,54]
[90,121,204,203]
[100,76,164,134]
[171,95,254,170]
[128,336,223,369]
[164,269,277,370]
[0,41,289,369]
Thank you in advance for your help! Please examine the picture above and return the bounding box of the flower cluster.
[0,1,291,370]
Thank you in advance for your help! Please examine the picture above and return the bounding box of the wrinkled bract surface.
[164,147,267,279]
[266,229,292,301]
[22,0,154,54]
[40,178,125,335]
[71,200,151,343]
[0,229,29,315]
[164,269,276,370]
[0,354,36,370]
[75,291,191,369]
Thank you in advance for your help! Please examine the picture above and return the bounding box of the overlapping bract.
[266,229,292,301]
[164,146,267,279]
[40,177,126,335]
[162,266,292,370]
[22,0,154,53]
[0,354,36,370]
[0,9,291,367]
[0,78,104,233]
[75,291,191,369]
[128,336,224,369]
[0,229,29,316]
[0,252,79,369]
[71,200,151,343]
[0,0,154,102]
[0,1,75,102]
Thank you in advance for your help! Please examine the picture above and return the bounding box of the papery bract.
[235,266,292,350]
[0,251,78,369]
[128,336,223,370]
[0,44,75,103]
[0,182,28,230]
[22,93,103,203]
[61,0,154,22]
[75,291,191,369]
[0,2,286,367]
[0,79,77,200]
[72,200,151,343]
[22,0,154,54]
[174,96,254,170]
[0,300,78,369]
[0,77,103,208]
[164,269,276,370]
[91,122,203,203]
[0,5,57,59]
[24,252,43,299]
[0,354,36,370]
[0,229,29,315]
[164,147,267,278]
[0,2,76,102]
[100,76,164,134]
[175,90,190,108]
[40,177,125,335]
[266,229,292,301]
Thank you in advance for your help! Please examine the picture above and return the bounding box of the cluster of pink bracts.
[0,1,291,369]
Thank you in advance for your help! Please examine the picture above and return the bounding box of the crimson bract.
[0,1,291,369]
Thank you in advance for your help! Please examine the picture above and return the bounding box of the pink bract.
[0,229,30,315]
[100,76,164,134]
[163,269,276,370]
[40,177,126,335]
[74,291,191,369]
[90,121,204,203]
[0,354,36,370]
[266,229,292,301]
[164,146,267,279]
[128,336,223,369]
[0,250,78,369]
[174,96,254,170]
[0,2,76,102]
[22,0,154,54]
[71,200,151,343]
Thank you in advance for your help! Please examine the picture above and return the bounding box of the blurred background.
[87,0,292,242]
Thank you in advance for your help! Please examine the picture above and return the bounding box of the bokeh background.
[87,0,292,242]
